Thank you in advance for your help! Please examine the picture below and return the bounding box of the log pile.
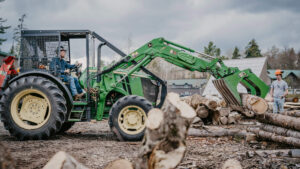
[247,113,300,147]
[182,94,245,125]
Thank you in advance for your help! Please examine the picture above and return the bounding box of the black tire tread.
[108,95,153,141]
[0,76,67,140]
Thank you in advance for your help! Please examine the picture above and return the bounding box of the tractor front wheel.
[109,95,153,141]
[0,76,67,140]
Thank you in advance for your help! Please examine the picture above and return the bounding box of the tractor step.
[73,101,88,106]
[69,102,87,121]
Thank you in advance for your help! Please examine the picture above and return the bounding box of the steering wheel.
[73,64,82,77]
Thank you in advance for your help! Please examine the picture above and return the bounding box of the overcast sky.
[1,0,300,60]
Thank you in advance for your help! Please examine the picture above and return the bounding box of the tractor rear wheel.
[109,95,153,141]
[58,122,75,133]
[0,76,67,140]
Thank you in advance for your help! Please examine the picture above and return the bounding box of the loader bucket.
[213,69,270,108]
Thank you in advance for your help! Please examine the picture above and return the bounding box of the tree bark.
[247,149,300,158]
[0,142,15,169]
[135,92,196,169]
[256,113,300,131]
[183,94,218,110]
[247,128,300,147]
[221,159,242,169]
[280,111,300,118]
[43,151,88,169]
[240,93,269,115]
[219,116,228,125]
[195,105,209,118]
[260,124,300,139]
[188,127,247,137]
[104,159,133,169]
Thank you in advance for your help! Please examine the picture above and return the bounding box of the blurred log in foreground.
[0,142,15,169]
[135,92,196,169]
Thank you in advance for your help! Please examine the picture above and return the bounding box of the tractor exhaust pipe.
[97,43,106,83]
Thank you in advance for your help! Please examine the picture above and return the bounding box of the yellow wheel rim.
[118,105,147,135]
[10,89,51,130]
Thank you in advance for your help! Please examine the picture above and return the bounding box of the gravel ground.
[0,120,299,169]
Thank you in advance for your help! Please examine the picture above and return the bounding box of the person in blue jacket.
[52,46,85,100]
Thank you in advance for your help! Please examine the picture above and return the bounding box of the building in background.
[268,70,300,94]
[167,79,207,97]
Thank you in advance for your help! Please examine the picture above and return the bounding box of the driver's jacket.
[50,57,76,81]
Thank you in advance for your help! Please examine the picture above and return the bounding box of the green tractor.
[0,30,269,141]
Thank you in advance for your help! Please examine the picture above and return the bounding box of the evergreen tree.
[245,39,262,58]
[12,14,26,56]
[204,41,221,57]
[0,0,11,47]
[232,46,241,59]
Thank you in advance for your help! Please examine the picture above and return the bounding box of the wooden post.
[136,92,196,169]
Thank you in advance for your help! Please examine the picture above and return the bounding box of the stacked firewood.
[247,113,300,147]
[182,94,243,125]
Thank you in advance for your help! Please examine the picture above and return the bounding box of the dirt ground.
[0,120,299,169]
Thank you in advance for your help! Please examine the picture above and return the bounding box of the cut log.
[285,102,300,106]
[247,149,300,158]
[219,108,230,117]
[43,151,88,169]
[0,142,15,169]
[188,127,247,137]
[240,93,268,114]
[211,110,221,125]
[184,94,218,110]
[227,112,241,124]
[136,92,196,169]
[221,159,242,169]
[247,128,300,147]
[260,124,300,139]
[104,159,133,169]
[245,133,257,143]
[280,111,300,117]
[195,105,209,118]
[256,113,300,131]
[239,109,255,118]
[220,116,228,125]
[203,95,227,108]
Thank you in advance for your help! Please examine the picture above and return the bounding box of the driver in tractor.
[55,46,85,100]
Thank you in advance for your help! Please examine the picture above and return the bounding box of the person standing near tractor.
[270,69,288,113]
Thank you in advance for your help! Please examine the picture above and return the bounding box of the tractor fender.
[9,70,73,113]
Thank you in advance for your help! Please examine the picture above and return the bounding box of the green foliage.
[204,41,221,57]
[220,56,229,60]
[245,39,262,58]
[265,46,299,70]
[0,0,11,46]
[232,46,241,59]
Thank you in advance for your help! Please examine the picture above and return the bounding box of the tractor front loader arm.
[116,38,269,108]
